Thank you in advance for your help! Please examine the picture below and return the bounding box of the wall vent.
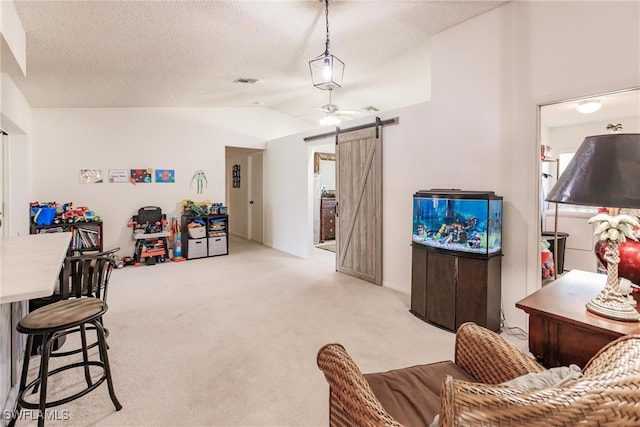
[233,78,259,84]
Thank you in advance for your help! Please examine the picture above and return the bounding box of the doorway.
[225,147,264,243]
[538,88,640,282]
[312,143,336,253]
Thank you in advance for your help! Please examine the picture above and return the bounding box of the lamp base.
[586,295,640,322]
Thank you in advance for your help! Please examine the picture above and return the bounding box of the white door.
[248,152,263,243]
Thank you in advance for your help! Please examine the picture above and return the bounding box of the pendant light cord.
[324,0,330,56]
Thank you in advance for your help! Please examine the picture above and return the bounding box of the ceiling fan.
[312,90,362,126]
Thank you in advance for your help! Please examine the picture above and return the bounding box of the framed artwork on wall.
[108,169,129,183]
[80,169,104,184]
[130,168,152,183]
[232,164,241,188]
[155,169,175,183]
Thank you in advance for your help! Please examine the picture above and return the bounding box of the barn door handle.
[335,202,338,217]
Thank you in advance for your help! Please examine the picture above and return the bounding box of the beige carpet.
[314,241,335,253]
[13,236,528,426]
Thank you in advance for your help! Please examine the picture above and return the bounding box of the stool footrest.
[18,361,108,409]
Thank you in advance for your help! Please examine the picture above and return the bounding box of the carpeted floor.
[11,236,528,426]
[314,241,335,253]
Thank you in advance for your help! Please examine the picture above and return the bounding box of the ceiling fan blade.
[335,109,362,115]
[293,112,325,119]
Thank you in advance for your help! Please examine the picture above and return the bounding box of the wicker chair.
[317,322,640,426]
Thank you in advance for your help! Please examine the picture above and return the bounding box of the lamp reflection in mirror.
[546,133,640,321]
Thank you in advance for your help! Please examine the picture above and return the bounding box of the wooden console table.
[516,270,640,368]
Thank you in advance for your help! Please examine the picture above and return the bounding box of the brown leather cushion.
[365,360,477,427]
[20,298,105,331]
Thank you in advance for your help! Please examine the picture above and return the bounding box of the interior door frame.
[1,130,8,237]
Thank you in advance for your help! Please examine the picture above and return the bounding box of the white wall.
[0,0,31,237]
[0,0,26,75]
[1,75,32,237]
[30,108,265,255]
[263,131,315,257]
[264,1,640,330]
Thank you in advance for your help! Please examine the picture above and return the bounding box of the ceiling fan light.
[576,100,601,114]
[320,115,341,126]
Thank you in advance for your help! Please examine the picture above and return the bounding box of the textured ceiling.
[9,0,508,131]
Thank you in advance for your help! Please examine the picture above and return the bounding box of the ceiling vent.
[233,78,259,84]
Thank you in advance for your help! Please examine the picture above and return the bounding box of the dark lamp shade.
[546,133,640,209]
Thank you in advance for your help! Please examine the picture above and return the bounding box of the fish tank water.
[412,189,502,257]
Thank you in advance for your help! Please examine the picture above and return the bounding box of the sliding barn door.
[336,126,382,285]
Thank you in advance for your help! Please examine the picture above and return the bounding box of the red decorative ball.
[595,239,640,285]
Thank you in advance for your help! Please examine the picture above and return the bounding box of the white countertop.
[0,232,72,304]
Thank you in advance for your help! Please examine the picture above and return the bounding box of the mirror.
[314,152,336,197]
[539,88,640,282]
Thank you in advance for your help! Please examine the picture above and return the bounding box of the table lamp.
[546,133,640,322]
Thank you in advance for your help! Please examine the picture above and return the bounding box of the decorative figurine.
[191,170,208,194]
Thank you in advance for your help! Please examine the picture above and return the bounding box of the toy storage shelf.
[181,214,229,259]
[30,221,103,255]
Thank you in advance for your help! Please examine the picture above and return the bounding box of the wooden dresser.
[319,198,336,242]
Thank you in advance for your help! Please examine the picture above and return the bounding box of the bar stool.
[9,256,122,427]
[28,247,120,356]
[50,248,120,357]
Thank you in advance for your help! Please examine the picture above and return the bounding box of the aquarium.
[412,189,502,257]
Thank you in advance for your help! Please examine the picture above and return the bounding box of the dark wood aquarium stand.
[411,244,502,332]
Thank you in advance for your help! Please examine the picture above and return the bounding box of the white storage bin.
[208,236,227,256]
[187,238,207,259]
[188,226,206,239]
